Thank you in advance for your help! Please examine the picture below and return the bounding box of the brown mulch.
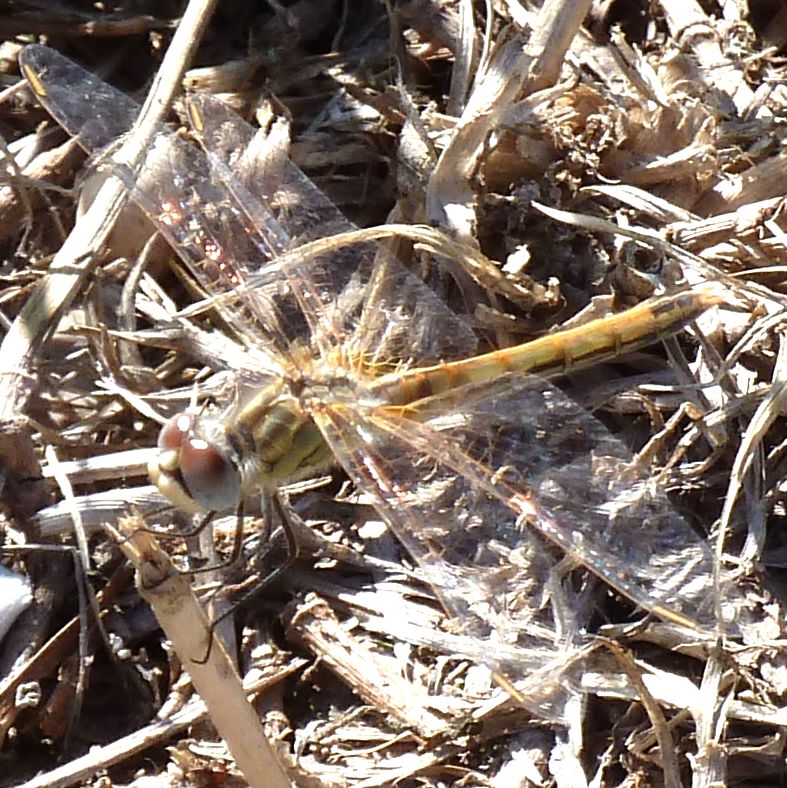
[1,1,787,785]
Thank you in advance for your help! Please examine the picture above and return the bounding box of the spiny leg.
[139,507,215,545]
[146,506,246,578]
[193,493,300,665]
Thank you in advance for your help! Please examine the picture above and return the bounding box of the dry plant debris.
[0,0,787,786]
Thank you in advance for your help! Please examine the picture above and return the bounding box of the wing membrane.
[315,373,736,644]
[184,91,480,366]
[20,45,478,369]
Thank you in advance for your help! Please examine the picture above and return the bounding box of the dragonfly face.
[150,412,242,514]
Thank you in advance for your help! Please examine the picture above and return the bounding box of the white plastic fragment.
[0,563,32,642]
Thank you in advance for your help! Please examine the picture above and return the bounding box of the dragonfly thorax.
[149,387,334,514]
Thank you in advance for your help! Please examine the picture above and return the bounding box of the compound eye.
[154,413,241,512]
[158,413,195,451]
[178,437,242,512]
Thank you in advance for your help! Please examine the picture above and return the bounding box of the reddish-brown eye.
[179,438,240,511]
[155,413,241,511]
[158,413,195,451]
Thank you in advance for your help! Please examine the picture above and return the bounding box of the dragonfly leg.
[193,493,300,665]
[145,506,248,578]
[140,509,214,542]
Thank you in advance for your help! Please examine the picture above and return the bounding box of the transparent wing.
[20,45,478,370]
[313,373,737,675]
[20,45,289,359]
[184,91,479,367]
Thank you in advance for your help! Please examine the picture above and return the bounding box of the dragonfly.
[21,45,734,715]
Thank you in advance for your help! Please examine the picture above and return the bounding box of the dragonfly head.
[149,412,242,514]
